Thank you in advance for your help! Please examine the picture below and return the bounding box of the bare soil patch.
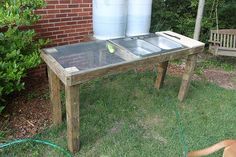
[168,64,236,89]
[204,69,236,89]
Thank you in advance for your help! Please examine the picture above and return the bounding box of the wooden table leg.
[47,66,62,125]
[155,61,169,89]
[65,84,80,153]
[178,54,197,101]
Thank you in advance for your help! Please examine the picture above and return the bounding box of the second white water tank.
[93,0,127,40]
[126,0,153,36]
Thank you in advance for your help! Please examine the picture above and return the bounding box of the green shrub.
[151,0,234,42]
[0,0,48,112]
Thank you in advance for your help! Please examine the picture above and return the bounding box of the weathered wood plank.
[65,84,80,153]
[210,29,236,57]
[230,34,233,48]
[217,50,236,57]
[233,35,236,48]
[47,66,62,125]
[219,47,236,51]
[223,34,226,47]
[69,46,204,86]
[178,54,197,101]
[155,61,169,89]
[210,30,213,41]
[226,34,230,48]
[211,29,236,34]
[213,33,216,42]
[41,50,70,85]
[220,34,223,47]
[156,31,204,48]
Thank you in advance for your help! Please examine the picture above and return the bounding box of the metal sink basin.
[111,38,161,57]
[144,36,182,50]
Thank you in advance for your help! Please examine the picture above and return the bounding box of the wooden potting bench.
[41,31,205,153]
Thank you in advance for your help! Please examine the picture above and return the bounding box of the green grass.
[1,71,236,157]
[171,56,236,75]
[196,56,236,75]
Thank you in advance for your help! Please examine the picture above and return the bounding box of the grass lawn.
[1,70,236,157]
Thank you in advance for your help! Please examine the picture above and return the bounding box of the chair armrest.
[208,40,221,44]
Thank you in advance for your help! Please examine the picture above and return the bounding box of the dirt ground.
[0,78,51,139]
[0,64,236,140]
[168,64,236,89]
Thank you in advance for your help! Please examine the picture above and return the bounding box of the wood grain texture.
[69,47,204,86]
[47,66,62,125]
[178,54,197,101]
[156,31,205,48]
[41,50,70,85]
[155,61,169,89]
[65,84,80,153]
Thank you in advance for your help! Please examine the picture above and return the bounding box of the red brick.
[72,0,83,3]
[72,16,83,21]
[67,13,78,17]
[42,14,56,19]
[57,34,68,38]
[60,9,71,13]
[71,8,83,13]
[66,21,77,25]
[61,17,72,22]
[47,10,60,14]
[83,8,92,12]
[53,31,65,35]
[45,5,55,9]
[60,0,71,4]
[53,39,63,43]
[41,23,55,28]
[82,16,92,20]
[37,19,49,24]
[80,4,90,7]
[36,28,48,33]
[48,27,60,31]
[28,0,93,79]
[49,18,61,22]
[83,0,92,3]
[65,29,76,33]
[47,1,59,4]
[60,25,72,30]
[56,5,68,8]
[68,4,79,8]
[56,14,68,18]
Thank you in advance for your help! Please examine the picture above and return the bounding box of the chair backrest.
[210,29,236,49]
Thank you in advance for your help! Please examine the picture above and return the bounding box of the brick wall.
[28,0,93,79]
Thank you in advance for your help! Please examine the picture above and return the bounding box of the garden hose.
[0,106,187,157]
[0,138,72,157]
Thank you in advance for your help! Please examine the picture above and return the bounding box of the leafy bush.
[151,0,235,42]
[0,0,47,112]
[218,0,236,29]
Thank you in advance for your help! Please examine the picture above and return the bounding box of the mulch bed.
[0,77,51,139]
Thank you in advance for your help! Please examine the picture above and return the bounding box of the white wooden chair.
[209,29,236,57]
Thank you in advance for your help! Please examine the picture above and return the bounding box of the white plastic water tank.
[93,0,127,40]
[126,0,153,37]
